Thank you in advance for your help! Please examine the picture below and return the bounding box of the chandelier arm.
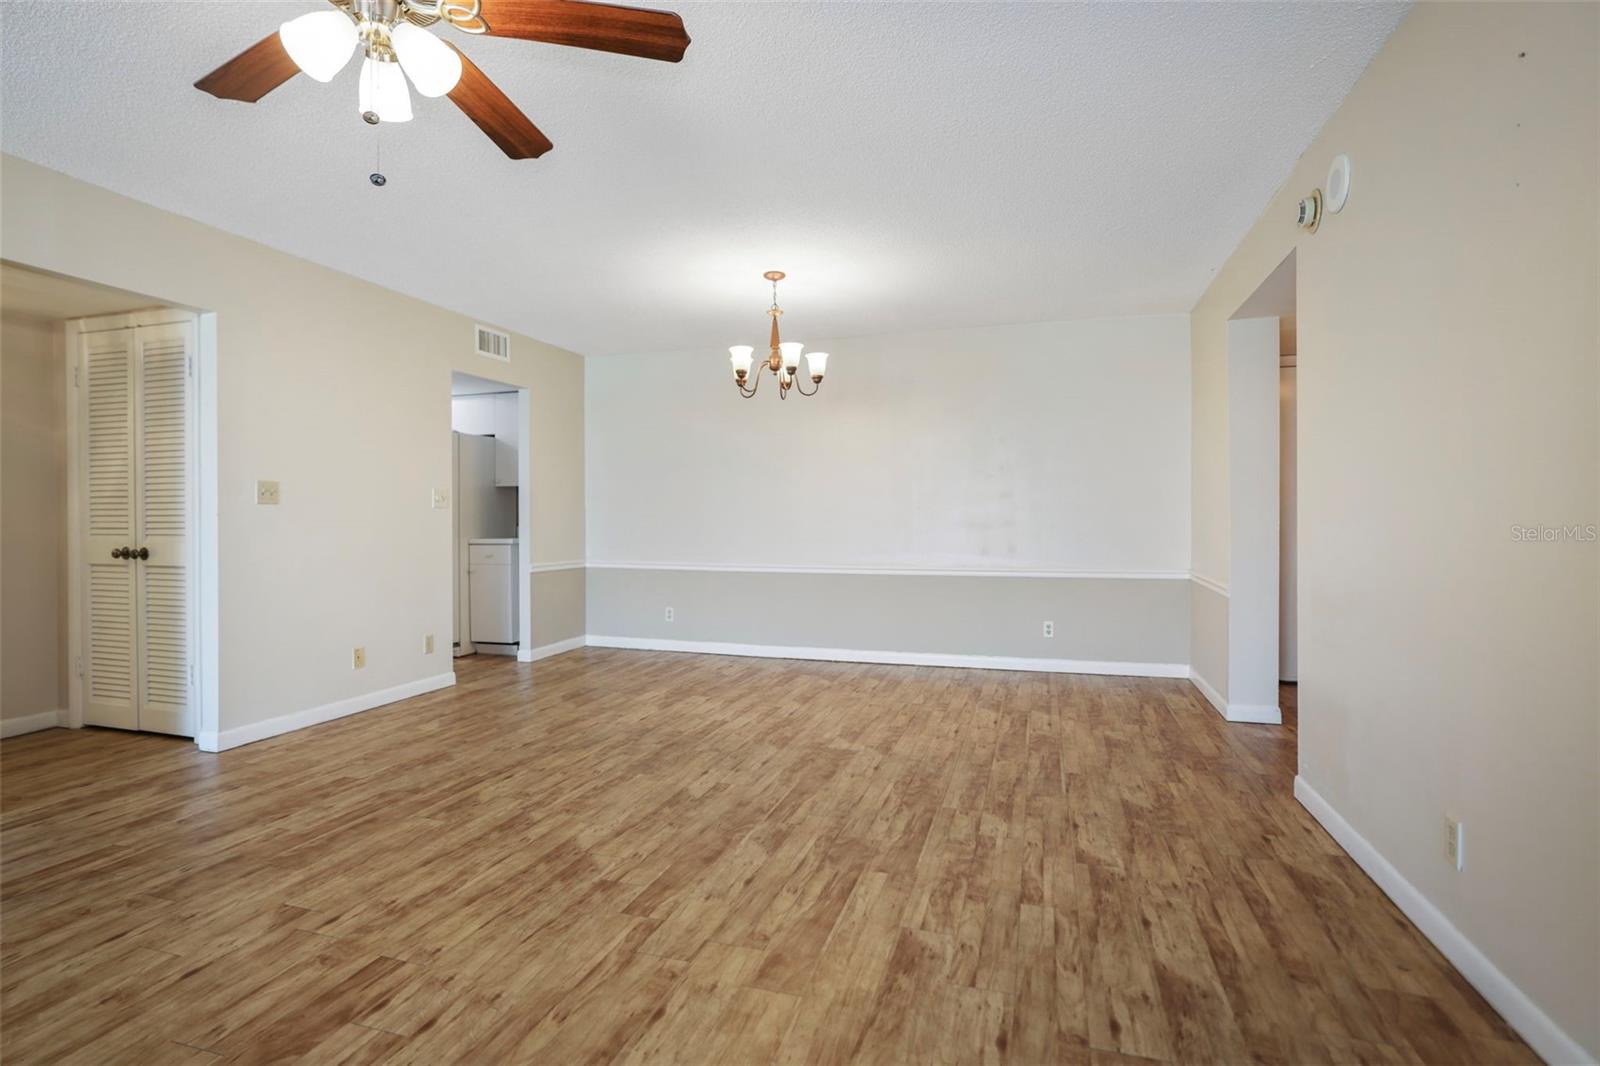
[737,366,761,398]
[793,375,820,397]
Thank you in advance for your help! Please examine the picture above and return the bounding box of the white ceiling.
[0,2,1405,356]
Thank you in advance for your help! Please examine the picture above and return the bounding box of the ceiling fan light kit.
[729,272,830,400]
[195,0,691,159]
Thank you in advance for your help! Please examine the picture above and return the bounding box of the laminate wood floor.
[2,652,1535,1065]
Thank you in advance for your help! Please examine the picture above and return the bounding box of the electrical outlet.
[255,479,280,505]
[424,634,435,655]
[352,646,366,670]
[431,488,449,510]
[664,606,675,623]
[1042,620,1054,638]
[1445,817,1464,870]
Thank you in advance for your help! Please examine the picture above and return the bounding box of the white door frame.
[63,308,219,745]
[516,386,532,662]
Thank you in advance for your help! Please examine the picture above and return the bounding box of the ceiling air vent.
[475,324,511,362]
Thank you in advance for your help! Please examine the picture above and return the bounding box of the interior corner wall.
[585,314,1192,671]
[1189,4,1598,1060]
[0,313,68,727]
[0,154,587,746]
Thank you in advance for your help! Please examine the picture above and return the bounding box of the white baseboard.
[198,672,456,753]
[517,635,587,663]
[584,635,1188,679]
[1186,669,1281,724]
[1,710,61,739]
[1294,776,1593,1066]
[588,561,1188,580]
[1224,702,1282,724]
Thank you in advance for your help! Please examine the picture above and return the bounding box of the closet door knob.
[111,547,128,559]
[134,547,150,560]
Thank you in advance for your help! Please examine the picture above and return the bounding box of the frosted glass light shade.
[779,341,803,372]
[279,10,357,83]
[359,56,413,123]
[391,22,462,97]
[806,351,829,378]
[729,345,754,376]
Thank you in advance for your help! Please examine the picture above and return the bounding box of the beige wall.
[0,313,68,724]
[1191,4,1597,1058]
[0,155,586,742]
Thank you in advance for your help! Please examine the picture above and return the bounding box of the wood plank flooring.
[2,652,1535,1064]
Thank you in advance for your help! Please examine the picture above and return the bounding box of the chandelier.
[728,272,830,399]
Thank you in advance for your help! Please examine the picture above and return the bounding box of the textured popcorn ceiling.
[0,1,1405,355]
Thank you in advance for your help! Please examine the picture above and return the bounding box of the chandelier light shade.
[729,271,829,400]
[279,10,359,83]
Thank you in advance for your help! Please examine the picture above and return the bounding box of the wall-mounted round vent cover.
[1326,154,1352,213]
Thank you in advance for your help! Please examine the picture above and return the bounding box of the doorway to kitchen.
[450,371,527,659]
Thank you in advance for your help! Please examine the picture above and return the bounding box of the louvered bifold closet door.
[134,321,195,736]
[82,328,140,730]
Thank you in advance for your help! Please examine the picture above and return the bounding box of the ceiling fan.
[194,0,690,160]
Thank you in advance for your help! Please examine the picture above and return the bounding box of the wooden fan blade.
[194,32,300,102]
[444,44,554,159]
[475,0,690,62]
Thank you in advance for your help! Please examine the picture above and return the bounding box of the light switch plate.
[256,480,280,505]
[432,488,449,510]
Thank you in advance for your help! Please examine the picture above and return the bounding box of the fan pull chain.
[370,125,387,187]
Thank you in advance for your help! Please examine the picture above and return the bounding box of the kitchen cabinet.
[468,540,518,648]
[491,392,519,487]
[451,392,519,488]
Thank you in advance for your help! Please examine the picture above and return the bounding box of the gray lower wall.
[530,567,586,648]
[1189,580,1229,699]
[585,568,1189,667]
